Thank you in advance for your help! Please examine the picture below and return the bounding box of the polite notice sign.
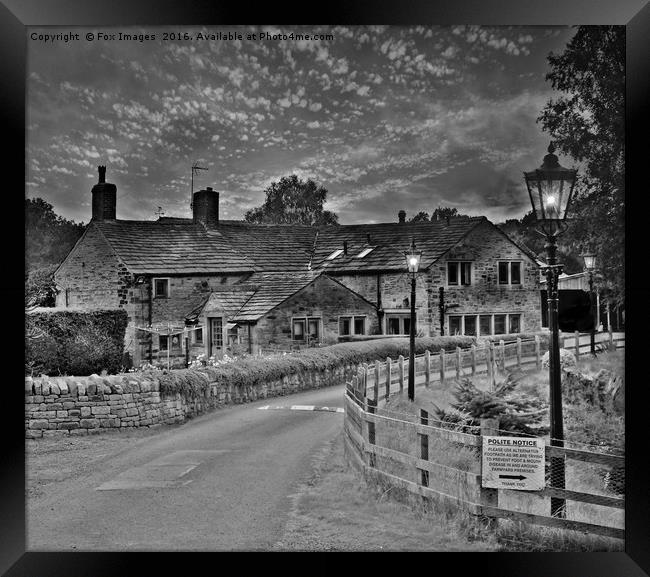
[482,436,545,491]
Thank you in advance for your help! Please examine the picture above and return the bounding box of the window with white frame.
[338,315,366,336]
[326,249,343,260]
[448,313,522,336]
[447,261,472,286]
[153,277,170,298]
[385,312,414,335]
[355,247,374,258]
[498,261,522,285]
[193,327,203,344]
[292,317,321,341]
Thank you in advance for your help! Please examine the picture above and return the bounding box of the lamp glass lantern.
[582,253,596,271]
[524,143,577,233]
[405,241,422,273]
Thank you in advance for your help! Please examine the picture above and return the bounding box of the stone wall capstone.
[25,362,359,438]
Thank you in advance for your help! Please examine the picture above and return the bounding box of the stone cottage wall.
[335,221,542,337]
[430,220,542,336]
[54,225,127,310]
[25,361,361,439]
[252,276,379,349]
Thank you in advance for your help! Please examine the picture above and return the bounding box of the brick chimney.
[398,210,406,223]
[91,165,117,221]
[193,186,219,227]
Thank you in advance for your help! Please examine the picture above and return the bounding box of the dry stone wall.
[25,363,359,438]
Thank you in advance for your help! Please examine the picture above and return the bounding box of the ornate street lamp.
[404,239,422,402]
[524,142,577,518]
[582,253,597,356]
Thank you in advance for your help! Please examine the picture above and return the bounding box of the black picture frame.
[4,0,649,575]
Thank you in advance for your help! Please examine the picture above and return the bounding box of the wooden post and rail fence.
[354,333,624,400]
[344,333,625,540]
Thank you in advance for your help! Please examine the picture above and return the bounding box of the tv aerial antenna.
[190,161,208,209]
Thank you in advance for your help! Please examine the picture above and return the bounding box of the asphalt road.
[27,384,347,551]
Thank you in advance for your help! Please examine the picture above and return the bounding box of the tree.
[538,26,624,305]
[26,198,85,307]
[244,175,339,226]
[26,198,85,270]
[407,206,466,223]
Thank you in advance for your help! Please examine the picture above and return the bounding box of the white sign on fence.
[482,436,545,491]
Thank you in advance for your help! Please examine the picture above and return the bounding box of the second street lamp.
[582,253,597,356]
[404,239,422,402]
[524,142,577,519]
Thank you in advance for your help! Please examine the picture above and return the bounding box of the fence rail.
[562,330,625,356]
[344,387,625,540]
[353,333,625,399]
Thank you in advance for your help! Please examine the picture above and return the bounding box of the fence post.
[424,350,431,387]
[364,367,370,406]
[535,335,541,370]
[398,355,405,393]
[609,328,614,348]
[516,337,522,368]
[488,342,495,390]
[352,375,359,402]
[471,345,476,375]
[439,349,445,385]
[574,330,580,361]
[499,339,505,371]
[418,408,430,488]
[366,398,377,468]
[385,357,392,401]
[480,418,499,529]
[374,360,380,405]
[456,346,462,379]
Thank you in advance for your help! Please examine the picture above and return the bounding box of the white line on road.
[257,405,344,413]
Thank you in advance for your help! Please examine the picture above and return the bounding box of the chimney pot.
[91,165,116,221]
[398,210,406,223]
[193,186,220,227]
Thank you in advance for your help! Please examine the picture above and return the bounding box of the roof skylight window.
[326,249,344,260]
[356,247,374,258]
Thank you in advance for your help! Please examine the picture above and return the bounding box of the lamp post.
[404,239,422,402]
[582,254,597,356]
[524,142,577,518]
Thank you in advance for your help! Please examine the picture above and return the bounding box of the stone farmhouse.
[54,167,542,366]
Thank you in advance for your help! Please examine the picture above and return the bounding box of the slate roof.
[93,220,254,274]
[311,218,486,272]
[230,271,323,322]
[214,222,318,272]
[82,215,520,276]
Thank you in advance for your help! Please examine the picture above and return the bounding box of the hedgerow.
[155,336,476,397]
[25,309,128,376]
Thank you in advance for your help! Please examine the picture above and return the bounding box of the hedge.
[156,336,476,397]
[26,309,128,376]
[478,331,551,348]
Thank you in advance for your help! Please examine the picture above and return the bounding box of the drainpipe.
[248,324,252,354]
[148,278,153,362]
[376,273,384,334]
[439,286,445,336]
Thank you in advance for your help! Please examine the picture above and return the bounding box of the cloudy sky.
[27,25,577,225]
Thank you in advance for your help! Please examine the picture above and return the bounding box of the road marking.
[95,450,229,491]
[257,405,344,413]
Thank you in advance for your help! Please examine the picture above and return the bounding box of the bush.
[25,309,128,376]
[541,348,577,370]
[477,332,550,348]
[155,336,477,396]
